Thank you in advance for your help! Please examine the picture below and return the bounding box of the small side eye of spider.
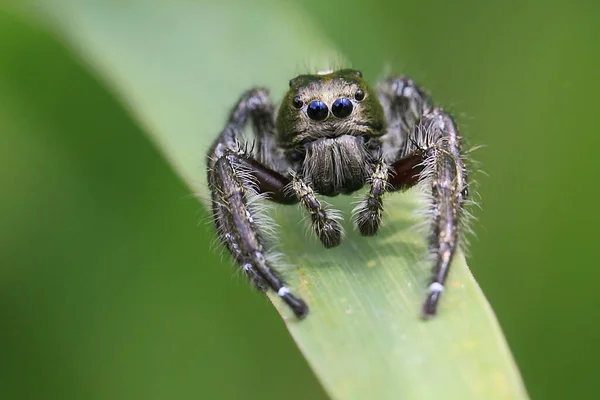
[292,95,303,109]
[355,88,365,101]
[207,68,469,320]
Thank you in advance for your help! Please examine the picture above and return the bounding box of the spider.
[207,68,469,320]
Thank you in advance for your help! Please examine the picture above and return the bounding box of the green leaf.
[14,0,529,398]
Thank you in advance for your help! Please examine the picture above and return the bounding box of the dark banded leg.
[354,159,390,236]
[210,152,308,318]
[354,151,425,236]
[378,75,467,317]
[290,175,343,248]
[377,76,433,161]
[385,109,466,317]
[207,88,307,319]
[418,110,466,317]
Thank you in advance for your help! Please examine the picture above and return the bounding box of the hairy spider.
[207,69,469,320]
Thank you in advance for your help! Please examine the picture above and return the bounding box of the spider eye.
[353,70,363,78]
[307,100,329,121]
[331,97,353,118]
[292,96,304,109]
[354,89,365,101]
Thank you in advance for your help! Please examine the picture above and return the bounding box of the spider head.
[276,69,385,152]
[276,69,385,194]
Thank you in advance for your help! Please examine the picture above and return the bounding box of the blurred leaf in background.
[0,4,327,400]
[1,1,600,400]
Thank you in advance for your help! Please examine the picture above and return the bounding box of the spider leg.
[353,159,390,236]
[289,174,343,248]
[377,76,433,161]
[234,156,297,205]
[208,89,307,318]
[390,109,467,317]
[377,76,468,317]
[354,76,432,236]
[418,111,467,317]
[353,151,426,235]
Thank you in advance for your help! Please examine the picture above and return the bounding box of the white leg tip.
[278,287,290,297]
[429,282,444,293]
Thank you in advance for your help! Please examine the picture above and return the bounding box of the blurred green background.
[1,0,599,399]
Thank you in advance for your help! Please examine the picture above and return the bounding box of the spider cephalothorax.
[207,69,469,319]
[276,69,384,197]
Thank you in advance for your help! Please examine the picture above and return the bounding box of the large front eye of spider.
[307,100,329,121]
[331,97,353,118]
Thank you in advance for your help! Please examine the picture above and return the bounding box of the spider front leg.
[208,89,308,319]
[353,153,425,236]
[357,114,466,317]
[355,74,431,236]
[402,109,467,317]
[353,159,390,236]
[289,174,344,248]
[377,76,468,317]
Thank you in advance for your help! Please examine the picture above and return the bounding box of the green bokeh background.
[1,1,599,399]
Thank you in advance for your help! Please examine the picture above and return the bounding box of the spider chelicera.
[207,69,469,319]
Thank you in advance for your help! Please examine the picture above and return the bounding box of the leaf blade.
[15,1,529,398]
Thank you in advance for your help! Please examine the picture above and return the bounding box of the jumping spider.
[208,69,469,319]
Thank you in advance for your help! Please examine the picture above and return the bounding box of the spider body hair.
[206,69,472,319]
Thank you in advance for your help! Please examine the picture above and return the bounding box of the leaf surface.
[15,1,529,398]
